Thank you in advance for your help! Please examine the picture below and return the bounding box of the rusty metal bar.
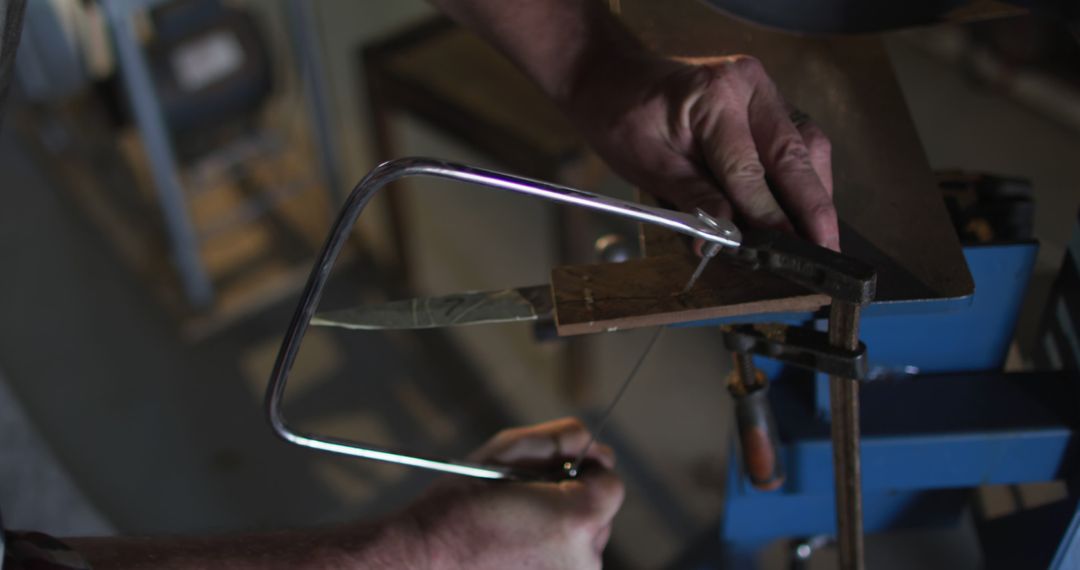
[828,301,864,570]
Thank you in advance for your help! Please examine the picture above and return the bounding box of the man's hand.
[64,418,621,570]
[404,417,624,570]
[570,55,839,252]
[431,0,839,251]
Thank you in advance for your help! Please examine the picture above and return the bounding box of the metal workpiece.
[684,224,726,294]
[695,208,734,253]
[722,324,868,380]
[828,301,866,570]
[267,158,741,483]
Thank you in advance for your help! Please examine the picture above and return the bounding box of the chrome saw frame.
[265,157,741,482]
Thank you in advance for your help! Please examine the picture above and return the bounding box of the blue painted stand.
[678,243,1080,568]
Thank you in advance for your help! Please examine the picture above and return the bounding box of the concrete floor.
[0,130,517,536]
[0,371,112,537]
[1,7,1079,570]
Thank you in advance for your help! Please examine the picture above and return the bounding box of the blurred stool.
[360,16,604,403]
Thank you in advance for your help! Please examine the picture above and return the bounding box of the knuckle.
[731,55,764,77]
[493,427,522,444]
[695,70,740,103]
[552,417,589,439]
[743,193,787,225]
[697,56,764,97]
[772,134,812,169]
[561,417,588,432]
[721,152,767,183]
[808,199,837,221]
[804,128,832,155]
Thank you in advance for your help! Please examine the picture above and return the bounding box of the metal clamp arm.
[725,228,877,304]
[722,323,868,380]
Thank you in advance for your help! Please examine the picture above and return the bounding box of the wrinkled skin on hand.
[403,418,623,570]
[573,54,839,252]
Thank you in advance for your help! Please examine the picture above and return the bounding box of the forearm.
[428,0,655,107]
[64,516,426,570]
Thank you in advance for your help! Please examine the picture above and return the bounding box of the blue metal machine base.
[723,370,1076,539]
[680,242,1080,568]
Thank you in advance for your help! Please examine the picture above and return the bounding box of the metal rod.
[732,352,758,390]
[683,254,713,293]
[104,0,214,308]
[285,0,344,205]
[828,301,864,570]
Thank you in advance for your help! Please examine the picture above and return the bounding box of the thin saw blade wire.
[567,254,714,476]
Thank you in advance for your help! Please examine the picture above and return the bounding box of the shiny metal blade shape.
[311,285,553,331]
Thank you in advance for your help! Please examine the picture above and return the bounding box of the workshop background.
[1,0,1079,568]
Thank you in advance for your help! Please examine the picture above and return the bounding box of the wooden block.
[552,254,827,336]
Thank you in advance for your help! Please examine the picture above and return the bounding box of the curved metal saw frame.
[264,157,740,482]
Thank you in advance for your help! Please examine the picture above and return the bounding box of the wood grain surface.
[552,254,828,336]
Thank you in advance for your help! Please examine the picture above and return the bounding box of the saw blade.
[566,253,715,477]
[311,285,553,331]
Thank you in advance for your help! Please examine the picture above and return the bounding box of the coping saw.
[265,157,876,563]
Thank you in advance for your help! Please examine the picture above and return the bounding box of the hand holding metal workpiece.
[430,0,839,252]
[567,54,840,252]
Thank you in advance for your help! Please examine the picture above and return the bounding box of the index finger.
[469,417,616,470]
[749,89,839,251]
